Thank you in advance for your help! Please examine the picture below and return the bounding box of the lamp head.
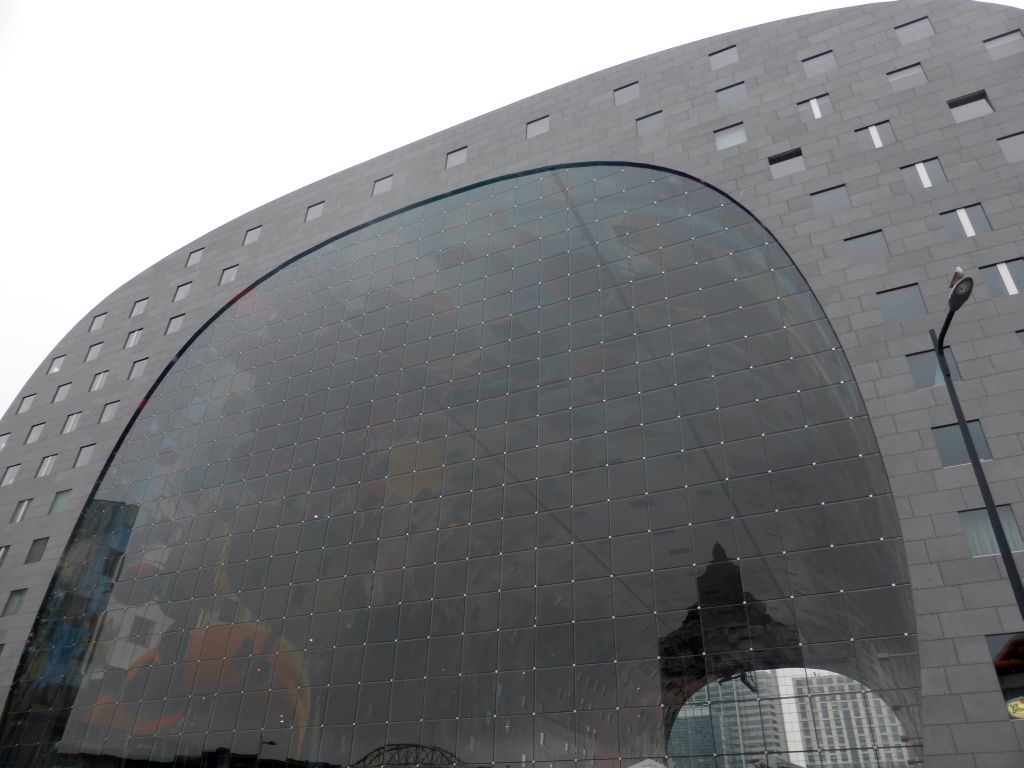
[948,272,973,312]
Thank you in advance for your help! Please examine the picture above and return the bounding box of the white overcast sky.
[1,0,1019,413]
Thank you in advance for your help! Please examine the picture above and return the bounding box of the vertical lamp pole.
[931,268,1024,621]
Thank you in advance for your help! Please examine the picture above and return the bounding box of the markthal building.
[3,1,1024,765]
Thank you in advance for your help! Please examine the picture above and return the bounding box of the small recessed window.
[613,81,639,105]
[961,506,1024,556]
[128,359,148,381]
[949,92,993,122]
[90,371,108,392]
[844,231,890,262]
[901,158,945,190]
[997,131,1024,163]
[713,123,747,150]
[49,490,71,515]
[941,204,990,239]
[636,111,664,137]
[797,94,832,121]
[173,282,192,302]
[372,175,393,197]
[52,384,69,404]
[24,538,47,564]
[84,342,103,362]
[10,499,29,523]
[768,149,805,178]
[16,395,35,414]
[130,298,148,318]
[0,547,7,568]
[980,258,1024,297]
[99,402,119,424]
[716,82,747,108]
[305,202,324,222]
[0,434,8,452]
[802,50,836,77]
[895,17,934,44]
[526,116,549,139]
[1,465,19,487]
[2,589,26,617]
[89,313,106,331]
[887,63,927,92]
[906,348,960,389]
[933,421,993,466]
[47,355,65,375]
[243,225,262,245]
[810,185,850,216]
[62,412,81,434]
[186,248,204,267]
[123,329,142,349]
[709,45,739,70]
[856,121,896,150]
[985,29,1024,59]
[878,284,926,321]
[220,265,239,286]
[445,147,467,169]
[24,424,43,445]
[36,454,56,478]
[74,444,95,468]
[166,315,185,335]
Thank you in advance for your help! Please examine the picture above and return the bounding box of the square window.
[130,298,148,318]
[933,421,993,466]
[124,329,142,349]
[243,225,262,245]
[47,355,65,375]
[526,116,549,139]
[372,175,393,197]
[895,17,934,44]
[797,94,832,121]
[906,348,960,389]
[305,201,324,222]
[887,63,927,91]
[84,342,103,362]
[0,434,8,452]
[49,490,72,515]
[16,394,35,414]
[89,313,106,331]
[36,454,56,478]
[768,149,805,178]
[99,402,119,423]
[11,499,29,523]
[802,50,836,77]
[985,29,1024,59]
[613,81,639,105]
[980,258,1024,297]
[90,371,108,392]
[810,185,850,216]
[128,359,148,380]
[877,284,926,321]
[998,131,1024,163]
[901,158,945,190]
[220,265,239,285]
[173,282,191,302]
[24,538,47,564]
[636,111,663,137]
[941,204,990,239]
[716,82,747,108]
[186,247,204,267]
[166,315,185,335]
[446,147,467,169]
[74,444,95,468]
[856,121,896,150]
[52,384,69,404]
[713,123,747,150]
[949,92,993,122]
[25,424,43,445]
[62,412,81,434]
[2,589,26,617]
[709,45,739,70]
[1,465,19,487]
[844,230,890,262]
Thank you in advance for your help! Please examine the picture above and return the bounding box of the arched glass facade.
[0,164,920,767]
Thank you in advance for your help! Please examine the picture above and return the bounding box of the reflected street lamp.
[931,267,1024,621]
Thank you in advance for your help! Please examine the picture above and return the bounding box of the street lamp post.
[931,268,1024,621]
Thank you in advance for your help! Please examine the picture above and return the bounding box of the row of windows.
[1,444,95,488]
[0,538,48,570]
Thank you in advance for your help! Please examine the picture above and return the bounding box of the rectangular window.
[99,401,119,423]
[445,147,467,169]
[998,131,1024,163]
[901,158,944,190]
[895,17,934,44]
[47,355,65,375]
[36,455,56,478]
[305,201,324,222]
[52,384,69,403]
[24,538,47,564]
[372,175,393,197]
[90,371,108,392]
[128,359,148,380]
[243,225,262,245]
[906,348,960,389]
[1,465,19,487]
[980,258,1024,297]
[933,420,993,466]
[810,185,850,216]
[887,63,927,91]
[636,111,663,137]
[878,284,926,321]
[985,29,1024,59]
[10,499,29,523]
[613,81,639,105]
[960,507,1024,556]
[74,444,95,468]
[49,490,71,515]
[713,123,747,150]
[941,205,990,239]
[0,546,7,568]
[716,81,747,108]
[166,315,185,335]
[89,313,106,331]
[0,434,8,452]
[802,50,836,77]
[768,149,805,178]
[130,298,148,317]
[856,121,896,150]
[186,247,204,267]
[173,282,191,302]
[2,589,26,617]
[844,231,890,262]
[16,395,35,414]
[62,412,81,434]
[220,265,239,285]
[797,94,832,121]
[526,115,549,139]
[24,424,43,445]
[84,342,103,362]
[709,45,739,70]
[124,329,142,349]
[949,91,993,122]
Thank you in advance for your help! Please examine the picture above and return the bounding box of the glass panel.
[769,150,805,178]
[960,506,1024,556]
[526,116,549,139]
[933,421,993,466]
[906,348,959,388]
[887,64,927,91]
[709,46,739,70]
[810,186,850,216]
[714,124,747,150]
[636,111,664,137]
[949,92,993,122]
[614,81,639,105]
[877,285,925,321]
[895,17,933,44]
[716,82,747,108]
[985,30,1024,59]
[802,50,836,77]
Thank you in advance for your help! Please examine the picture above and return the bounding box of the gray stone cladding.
[0,1,1023,764]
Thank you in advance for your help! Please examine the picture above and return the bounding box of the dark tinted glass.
[934,421,993,466]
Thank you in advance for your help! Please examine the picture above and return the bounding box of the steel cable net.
[0,164,919,768]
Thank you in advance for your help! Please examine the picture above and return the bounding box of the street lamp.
[931,267,1024,621]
